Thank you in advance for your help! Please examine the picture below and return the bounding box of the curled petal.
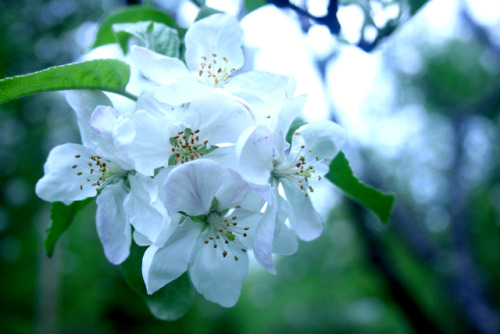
[131,45,190,85]
[142,221,202,294]
[281,178,324,241]
[96,179,131,265]
[65,90,112,149]
[236,125,274,185]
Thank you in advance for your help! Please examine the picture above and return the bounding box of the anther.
[234,256,238,261]
[244,227,249,230]
[309,186,314,192]
[223,251,227,257]
[243,233,247,237]
[204,240,209,244]
[235,205,241,209]
[241,248,247,253]
[75,155,80,158]
[72,165,77,168]
[214,244,217,249]
[77,172,83,176]
[232,216,237,220]
[80,185,83,190]
[212,53,217,57]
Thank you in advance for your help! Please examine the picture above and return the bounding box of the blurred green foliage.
[1,0,499,333]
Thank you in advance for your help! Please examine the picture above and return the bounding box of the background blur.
[1,0,500,333]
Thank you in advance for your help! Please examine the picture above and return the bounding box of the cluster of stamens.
[273,138,328,197]
[203,205,249,261]
[198,53,235,87]
[171,129,207,165]
[73,154,113,192]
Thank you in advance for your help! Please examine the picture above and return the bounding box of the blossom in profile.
[235,95,346,271]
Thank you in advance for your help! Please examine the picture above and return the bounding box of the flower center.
[202,208,249,261]
[73,154,126,192]
[198,53,235,87]
[271,145,326,197]
[169,128,217,165]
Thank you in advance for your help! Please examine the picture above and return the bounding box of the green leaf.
[112,21,180,57]
[0,59,136,104]
[91,6,175,49]
[120,243,195,321]
[44,198,93,257]
[195,6,222,22]
[244,0,267,12]
[326,152,395,223]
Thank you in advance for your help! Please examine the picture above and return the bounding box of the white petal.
[281,178,324,241]
[142,221,202,294]
[36,143,98,204]
[292,121,346,174]
[253,202,277,274]
[185,14,243,72]
[272,95,306,159]
[236,125,274,185]
[124,174,169,243]
[65,90,112,149]
[189,232,249,307]
[133,230,152,246]
[113,110,170,176]
[273,95,306,138]
[136,89,176,118]
[225,71,289,118]
[89,106,120,157]
[96,179,131,264]
[154,79,216,105]
[164,160,227,217]
[214,168,251,209]
[131,45,190,85]
[187,93,255,144]
[273,195,298,256]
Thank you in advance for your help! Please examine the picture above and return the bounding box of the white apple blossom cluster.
[36,14,346,307]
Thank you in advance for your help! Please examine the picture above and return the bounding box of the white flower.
[113,91,255,176]
[142,159,266,307]
[236,95,346,256]
[130,13,289,116]
[35,91,168,264]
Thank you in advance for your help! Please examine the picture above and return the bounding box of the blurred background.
[1,0,500,333]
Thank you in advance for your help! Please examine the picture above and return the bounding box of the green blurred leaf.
[244,0,267,12]
[195,6,222,22]
[326,152,394,223]
[91,6,175,49]
[120,243,195,321]
[0,59,135,104]
[112,21,180,57]
[44,198,93,257]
